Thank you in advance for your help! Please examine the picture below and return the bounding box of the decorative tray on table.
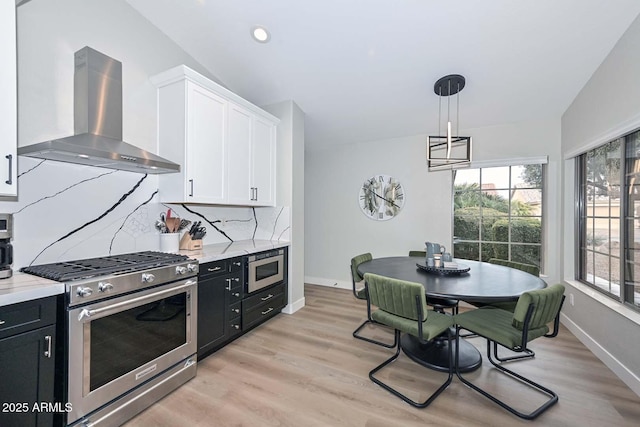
[416,262,470,275]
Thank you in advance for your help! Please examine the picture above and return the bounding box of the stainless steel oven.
[67,278,197,425]
[246,249,285,294]
[21,251,199,427]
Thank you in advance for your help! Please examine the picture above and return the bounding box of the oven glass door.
[248,254,284,293]
[68,279,197,423]
[88,293,186,391]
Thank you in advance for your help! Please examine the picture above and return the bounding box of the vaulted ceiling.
[127,0,640,150]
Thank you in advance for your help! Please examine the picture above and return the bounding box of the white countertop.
[179,239,289,263]
[1,239,289,307]
[0,272,65,307]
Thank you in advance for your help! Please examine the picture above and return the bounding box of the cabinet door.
[0,0,17,196]
[197,274,230,358]
[226,104,253,205]
[252,116,276,206]
[186,83,227,204]
[0,325,55,427]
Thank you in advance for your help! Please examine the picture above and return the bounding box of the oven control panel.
[68,261,199,307]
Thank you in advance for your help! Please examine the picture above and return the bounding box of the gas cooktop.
[21,251,191,282]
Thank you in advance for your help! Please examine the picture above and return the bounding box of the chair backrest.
[512,284,565,331]
[409,250,426,257]
[364,273,428,321]
[350,253,372,283]
[488,258,540,277]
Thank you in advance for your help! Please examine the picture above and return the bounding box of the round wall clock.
[358,174,405,221]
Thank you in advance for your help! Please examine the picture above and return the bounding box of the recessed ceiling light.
[251,25,271,43]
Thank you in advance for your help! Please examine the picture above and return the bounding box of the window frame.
[576,131,640,311]
[451,162,546,272]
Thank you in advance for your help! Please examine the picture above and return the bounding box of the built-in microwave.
[245,249,285,294]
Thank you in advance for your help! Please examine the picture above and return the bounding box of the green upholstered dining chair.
[454,284,566,420]
[408,251,459,315]
[350,254,395,348]
[485,258,560,362]
[365,273,454,408]
[488,258,540,277]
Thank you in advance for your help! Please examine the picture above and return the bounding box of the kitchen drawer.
[0,296,57,340]
[242,293,285,330]
[226,275,243,292]
[229,301,241,318]
[199,259,230,279]
[229,287,243,305]
[243,283,285,312]
[228,317,242,337]
[229,257,243,273]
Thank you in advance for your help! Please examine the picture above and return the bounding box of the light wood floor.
[125,284,640,426]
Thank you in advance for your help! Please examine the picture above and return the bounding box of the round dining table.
[358,256,547,372]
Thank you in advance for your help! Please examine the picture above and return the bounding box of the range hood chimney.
[18,47,179,174]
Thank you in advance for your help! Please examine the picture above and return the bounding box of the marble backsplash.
[0,158,290,269]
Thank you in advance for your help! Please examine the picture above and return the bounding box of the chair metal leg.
[353,319,397,348]
[491,340,535,362]
[454,327,558,420]
[369,330,453,408]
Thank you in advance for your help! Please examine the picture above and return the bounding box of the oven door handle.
[77,280,197,322]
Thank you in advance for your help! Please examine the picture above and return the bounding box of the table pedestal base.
[401,333,482,373]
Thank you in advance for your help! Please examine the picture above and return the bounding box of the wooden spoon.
[165,217,180,233]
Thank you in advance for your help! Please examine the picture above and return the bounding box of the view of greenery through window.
[453,165,543,268]
[579,131,640,309]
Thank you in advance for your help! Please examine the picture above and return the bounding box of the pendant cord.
[438,86,442,137]
[447,79,451,127]
[456,82,460,137]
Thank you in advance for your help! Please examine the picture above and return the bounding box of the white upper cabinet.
[251,115,276,205]
[0,0,17,197]
[152,66,278,206]
[226,104,253,205]
[227,105,277,206]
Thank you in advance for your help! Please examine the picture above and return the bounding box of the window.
[578,130,640,309]
[453,164,544,269]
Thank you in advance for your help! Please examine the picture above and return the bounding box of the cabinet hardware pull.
[78,280,196,321]
[44,335,52,358]
[261,307,274,315]
[225,278,231,291]
[5,154,12,185]
[261,294,274,301]
[233,324,240,330]
[233,261,241,267]
[255,187,258,201]
[232,308,240,313]
[208,266,222,272]
[189,179,194,197]
[232,292,240,297]
[0,320,5,325]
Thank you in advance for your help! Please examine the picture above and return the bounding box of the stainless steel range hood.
[18,47,179,174]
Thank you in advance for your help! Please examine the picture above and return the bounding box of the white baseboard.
[304,276,351,290]
[282,296,305,314]
[561,313,640,397]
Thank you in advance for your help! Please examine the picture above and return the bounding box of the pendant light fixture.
[427,74,472,171]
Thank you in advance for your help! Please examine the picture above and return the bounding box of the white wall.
[561,13,640,396]
[305,117,561,288]
[264,101,306,313]
[0,0,288,268]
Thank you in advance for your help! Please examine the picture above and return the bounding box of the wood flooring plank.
[124,284,640,427]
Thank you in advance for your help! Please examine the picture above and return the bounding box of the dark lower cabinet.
[0,296,57,427]
[197,250,288,361]
[197,257,244,359]
[242,283,286,330]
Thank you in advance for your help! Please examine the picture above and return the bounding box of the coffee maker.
[0,214,13,279]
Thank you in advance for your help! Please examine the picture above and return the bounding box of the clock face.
[359,174,405,221]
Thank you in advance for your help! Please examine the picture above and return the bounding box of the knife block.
[179,232,203,251]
